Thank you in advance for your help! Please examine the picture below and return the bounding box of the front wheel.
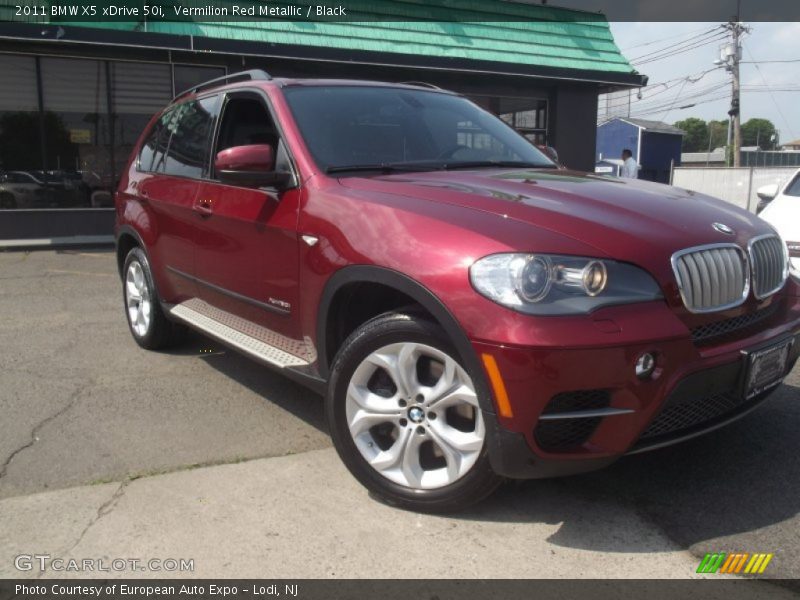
[326,312,501,512]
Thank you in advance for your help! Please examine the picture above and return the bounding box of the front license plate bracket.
[742,338,794,400]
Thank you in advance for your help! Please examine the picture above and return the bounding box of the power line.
[620,26,719,51]
[626,27,723,62]
[612,82,730,115]
[630,31,728,66]
[741,59,800,64]
[628,93,732,119]
[743,44,797,141]
[600,68,725,112]
[599,81,730,121]
[742,86,800,92]
[632,35,729,67]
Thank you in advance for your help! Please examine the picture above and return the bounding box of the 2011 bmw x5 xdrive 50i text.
[115,70,800,512]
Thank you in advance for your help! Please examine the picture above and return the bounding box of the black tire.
[122,247,183,350]
[326,312,502,513]
[0,193,16,209]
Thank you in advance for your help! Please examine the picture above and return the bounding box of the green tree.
[708,120,729,150]
[674,118,708,152]
[741,118,777,149]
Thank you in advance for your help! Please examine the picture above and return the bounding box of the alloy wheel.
[125,260,152,337]
[345,342,485,490]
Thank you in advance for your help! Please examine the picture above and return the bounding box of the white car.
[757,168,800,274]
[0,171,50,209]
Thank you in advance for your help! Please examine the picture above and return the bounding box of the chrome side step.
[170,301,311,369]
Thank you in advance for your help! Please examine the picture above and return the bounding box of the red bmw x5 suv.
[116,70,800,512]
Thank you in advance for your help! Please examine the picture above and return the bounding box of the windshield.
[282,86,556,173]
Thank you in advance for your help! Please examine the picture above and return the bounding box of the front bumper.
[477,294,800,479]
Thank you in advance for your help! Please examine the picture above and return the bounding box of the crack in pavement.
[66,480,129,554]
[0,381,92,484]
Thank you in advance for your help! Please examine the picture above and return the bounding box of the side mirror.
[215,144,291,188]
[757,183,779,201]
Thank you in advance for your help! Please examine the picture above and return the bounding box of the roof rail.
[399,81,442,90]
[173,69,272,101]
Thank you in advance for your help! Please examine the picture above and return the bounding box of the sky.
[607,22,800,144]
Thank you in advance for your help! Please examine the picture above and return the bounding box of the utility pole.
[720,3,749,167]
[730,20,743,167]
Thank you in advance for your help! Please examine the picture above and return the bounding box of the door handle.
[193,199,213,217]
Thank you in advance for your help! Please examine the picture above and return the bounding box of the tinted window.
[138,109,174,173]
[214,95,290,179]
[282,86,554,171]
[216,96,277,153]
[162,97,217,178]
[785,174,800,197]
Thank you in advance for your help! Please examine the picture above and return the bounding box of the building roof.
[619,118,685,135]
[10,1,644,85]
[782,139,800,147]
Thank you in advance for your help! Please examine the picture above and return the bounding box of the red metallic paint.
[193,179,302,340]
[116,78,800,472]
[214,144,275,173]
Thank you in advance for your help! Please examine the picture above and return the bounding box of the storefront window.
[466,95,548,147]
[0,55,44,209]
[0,56,224,210]
[173,65,225,97]
[497,97,548,146]
[108,61,172,206]
[40,57,111,208]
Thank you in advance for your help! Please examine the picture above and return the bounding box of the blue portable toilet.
[596,118,684,184]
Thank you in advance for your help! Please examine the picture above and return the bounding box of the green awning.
[2,0,641,78]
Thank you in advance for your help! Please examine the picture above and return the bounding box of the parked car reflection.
[0,171,52,209]
[0,170,96,209]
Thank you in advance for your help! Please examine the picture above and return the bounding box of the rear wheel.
[326,312,501,512]
[122,247,183,350]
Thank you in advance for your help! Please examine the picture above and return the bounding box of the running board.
[170,302,311,369]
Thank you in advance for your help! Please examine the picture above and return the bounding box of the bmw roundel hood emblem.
[713,222,735,235]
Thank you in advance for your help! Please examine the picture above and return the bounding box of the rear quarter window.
[137,97,217,178]
[162,97,217,178]
[138,109,175,173]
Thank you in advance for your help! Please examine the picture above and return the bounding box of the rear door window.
[162,96,218,179]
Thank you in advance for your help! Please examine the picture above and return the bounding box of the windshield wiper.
[439,161,554,170]
[325,163,439,174]
[326,160,555,175]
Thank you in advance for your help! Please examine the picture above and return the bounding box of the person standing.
[620,149,638,179]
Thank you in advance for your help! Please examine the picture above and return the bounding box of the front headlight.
[469,253,662,315]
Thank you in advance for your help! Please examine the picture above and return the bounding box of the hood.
[339,168,772,272]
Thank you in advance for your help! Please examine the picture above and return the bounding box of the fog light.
[635,352,656,379]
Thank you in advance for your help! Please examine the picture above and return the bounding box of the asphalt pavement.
[1,249,799,582]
